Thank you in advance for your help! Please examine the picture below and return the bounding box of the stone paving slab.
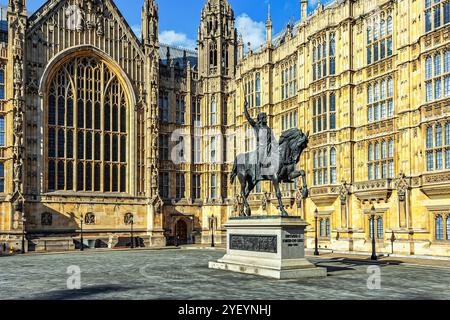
[0,249,449,300]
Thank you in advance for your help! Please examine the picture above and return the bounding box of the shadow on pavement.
[31,284,133,300]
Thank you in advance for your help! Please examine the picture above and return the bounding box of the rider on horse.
[243,100,277,180]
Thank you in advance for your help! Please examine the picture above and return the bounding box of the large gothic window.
[46,56,128,193]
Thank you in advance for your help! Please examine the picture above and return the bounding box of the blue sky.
[2,0,332,50]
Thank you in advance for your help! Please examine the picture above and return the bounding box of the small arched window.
[374,142,380,160]
[388,139,394,158]
[319,218,324,237]
[447,216,450,240]
[211,96,217,125]
[436,215,444,240]
[435,53,442,76]
[445,51,450,73]
[325,218,330,237]
[387,16,393,35]
[0,69,4,100]
[377,217,383,239]
[427,126,434,149]
[436,123,443,146]
[426,56,433,79]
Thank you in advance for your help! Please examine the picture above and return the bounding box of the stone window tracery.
[367,77,394,123]
[46,56,128,193]
[367,14,393,65]
[0,68,4,100]
[312,92,336,133]
[368,139,394,180]
[433,214,450,241]
[425,51,450,102]
[313,147,337,186]
[426,122,450,171]
[281,61,297,100]
[425,0,450,32]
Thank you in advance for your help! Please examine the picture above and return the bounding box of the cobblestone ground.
[0,249,449,300]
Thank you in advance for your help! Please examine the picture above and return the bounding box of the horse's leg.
[238,174,246,217]
[288,169,308,198]
[273,175,288,216]
[243,177,254,216]
[299,170,309,198]
[288,170,303,180]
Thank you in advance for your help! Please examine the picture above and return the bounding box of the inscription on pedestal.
[229,234,277,253]
[282,234,304,247]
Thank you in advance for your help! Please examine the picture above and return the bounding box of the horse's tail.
[230,158,238,184]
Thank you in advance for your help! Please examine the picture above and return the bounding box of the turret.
[142,0,158,48]
[301,0,308,22]
[198,0,237,77]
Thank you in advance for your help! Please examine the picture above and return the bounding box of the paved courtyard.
[1,249,449,300]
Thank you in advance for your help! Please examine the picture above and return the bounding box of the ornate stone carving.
[233,194,243,215]
[295,186,303,208]
[395,173,409,202]
[151,194,164,214]
[261,192,270,211]
[229,234,277,253]
[339,180,350,205]
[66,0,107,36]
[85,213,96,225]
[124,213,134,225]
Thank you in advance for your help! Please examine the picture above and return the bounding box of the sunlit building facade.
[0,0,449,257]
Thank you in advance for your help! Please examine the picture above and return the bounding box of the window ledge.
[41,192,138,199]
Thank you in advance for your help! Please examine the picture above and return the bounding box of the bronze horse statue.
[230,126,309,217]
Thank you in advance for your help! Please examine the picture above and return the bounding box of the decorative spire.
[301,0,308,22]
[8,0,26,14]
[142,0,158,47]
[266,1,273,47]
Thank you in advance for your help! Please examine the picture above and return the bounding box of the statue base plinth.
[208,216,327,279]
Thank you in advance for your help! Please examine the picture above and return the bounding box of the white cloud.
[159,30,197,50]
[236,13,265,51]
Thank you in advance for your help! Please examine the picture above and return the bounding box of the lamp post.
[370,205,377,261]
[130,215,134,249]
[80,214,84,251]
[210,214,215,248]
[21,215,26,254]
[314,208,319,256]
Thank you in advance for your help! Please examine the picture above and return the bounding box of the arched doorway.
[175,219,188,245]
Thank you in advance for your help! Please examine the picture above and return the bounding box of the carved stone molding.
[420,171,450,198]
[310,186,339,206]
[353,179,393,203]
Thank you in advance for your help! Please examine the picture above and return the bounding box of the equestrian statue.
[230,100,309,217]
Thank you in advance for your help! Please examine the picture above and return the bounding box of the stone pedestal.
[209,216,327,279]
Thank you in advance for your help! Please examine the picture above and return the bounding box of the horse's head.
[292,130,309,163]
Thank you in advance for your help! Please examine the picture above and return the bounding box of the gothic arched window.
[46,56,128,193]
[436,215,444,240]
[209,41,217,67]
[0,69,4,100]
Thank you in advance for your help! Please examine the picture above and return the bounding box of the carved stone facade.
[0,0,449,257]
